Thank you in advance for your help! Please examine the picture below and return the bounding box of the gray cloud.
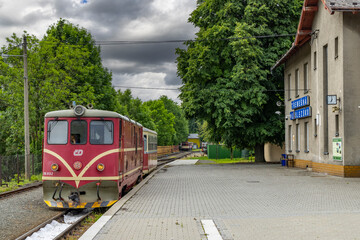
[0,0,197,102]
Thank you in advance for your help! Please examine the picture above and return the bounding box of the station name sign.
[291,96,310,110]
[290,106,312,120]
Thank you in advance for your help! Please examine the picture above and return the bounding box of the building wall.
[188,138,200,148]
[311,3,344,165]
[282,2,360,176]
[343,13,360,165]
[264,143,284,163]
[284,43,313,160]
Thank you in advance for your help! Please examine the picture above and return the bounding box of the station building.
[272,0,360,177]
[188,133,201,149]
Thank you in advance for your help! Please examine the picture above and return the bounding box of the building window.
[304,63,308,93]
[314,51,317,70]
[323,44,329,155]
[295,69,299,97]
[288,125,292,152]
[335,37,338,59]
[296,124,300,152]
[314,118,317,137]
[305,122,309,153]
[335,114,339,136]
[287,74,291,100]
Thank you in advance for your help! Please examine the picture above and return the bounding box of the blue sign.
[291,96,310,110]
[290,106,312,120]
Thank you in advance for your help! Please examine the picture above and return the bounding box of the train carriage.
[42,105,143,208]
[142,128,157,174]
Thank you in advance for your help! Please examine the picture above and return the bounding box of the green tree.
[177,0,302,161]
[115,89,156,130]
[0,19,118,155]
[143,100,176,146]
[159,96,189,145]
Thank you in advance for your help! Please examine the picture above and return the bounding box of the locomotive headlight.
[51,163,59,171]
[74,105,86,117]
[97,163,105,172]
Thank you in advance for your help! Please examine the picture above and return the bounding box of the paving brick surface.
[93,163,360,240]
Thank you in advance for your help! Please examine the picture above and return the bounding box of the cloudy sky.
[0,0,198,102]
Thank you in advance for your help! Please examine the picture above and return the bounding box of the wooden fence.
[157,145,179,157]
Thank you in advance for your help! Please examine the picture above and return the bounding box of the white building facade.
[273,0,360,177]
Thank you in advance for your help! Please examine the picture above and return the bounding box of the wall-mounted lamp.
[276,101,284,107]
[332,106,340,112]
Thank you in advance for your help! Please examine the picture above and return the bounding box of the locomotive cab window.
[90,120,114,144]
[144,135,148,152]
[48,120,68,144]
[71,120,87,144]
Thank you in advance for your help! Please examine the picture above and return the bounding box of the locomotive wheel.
[121,186,127,197]
[136,175,142,184]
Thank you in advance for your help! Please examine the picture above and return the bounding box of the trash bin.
[281,154,287,166]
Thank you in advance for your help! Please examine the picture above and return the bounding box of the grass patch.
[188,156,209,161]
[188,155,255,164]
[191,149,202,152]
[63,208,106,240]
[0,173,42,193]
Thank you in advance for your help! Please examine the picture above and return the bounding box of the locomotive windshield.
[47,120,68,144]
[70,120,87,144]
[90,120,114,144]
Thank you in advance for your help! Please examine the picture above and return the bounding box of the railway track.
[0,182,42,200]
[15,209,92,240]
[0,151,193,201]
[9,151,193,240]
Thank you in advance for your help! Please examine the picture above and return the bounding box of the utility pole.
[23,35,30,180]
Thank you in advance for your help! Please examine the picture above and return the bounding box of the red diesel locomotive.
[42,105,157,208]
[143,128,158,174]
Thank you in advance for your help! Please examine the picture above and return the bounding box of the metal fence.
[0,154,42,185]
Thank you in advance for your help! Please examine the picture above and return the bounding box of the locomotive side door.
[119,119,124,182]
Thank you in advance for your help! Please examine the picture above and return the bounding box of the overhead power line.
[112,85,309,92]
[113,85,180,90]
[95,33,296,45]
[17,33,295,47]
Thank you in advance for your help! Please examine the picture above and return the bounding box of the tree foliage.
[0,19,117,155]
[115,89,156,131]
[143,99,176,146]
[177,0,302,161]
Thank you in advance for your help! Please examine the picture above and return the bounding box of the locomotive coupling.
[69,192,80,206]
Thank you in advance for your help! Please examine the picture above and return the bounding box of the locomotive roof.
[45,108,142,126]
[143,127,157,135]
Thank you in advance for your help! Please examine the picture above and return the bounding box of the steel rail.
[0,182,42,200]
[15,210,68,240]
[15,151,193,239]
[53,210,93,240]
[0,151,192,200]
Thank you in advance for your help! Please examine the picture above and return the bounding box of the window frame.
[47,120,68,145]
[296,123,300,153]
[89,120,114,145]
[304,63,309,94]
[304,122,309,153]
[335,114,339,137]
[287,74,291,101]
[288,125,292,153]
[335,37,339,59]
[70,120,88,145]
[295,68,299,97]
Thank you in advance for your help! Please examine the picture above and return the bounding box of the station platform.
[80,160,360,240]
